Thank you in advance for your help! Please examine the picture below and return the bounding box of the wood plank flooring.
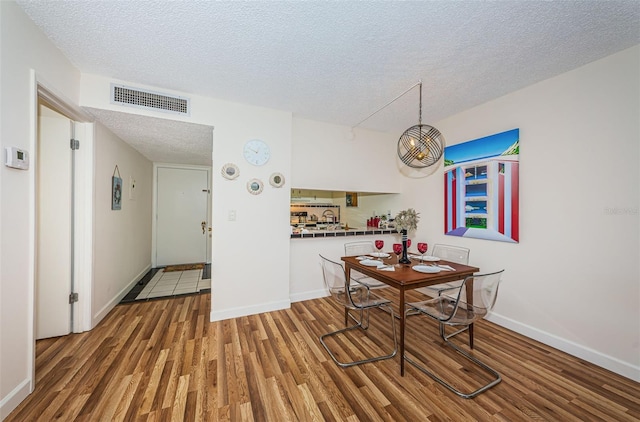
[6,292,639,421]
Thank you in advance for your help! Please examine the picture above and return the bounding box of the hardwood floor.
[6,292,639,421]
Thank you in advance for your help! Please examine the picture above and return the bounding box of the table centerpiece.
[395,208,420,264]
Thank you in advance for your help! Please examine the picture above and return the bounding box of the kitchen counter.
[291,227,398,239]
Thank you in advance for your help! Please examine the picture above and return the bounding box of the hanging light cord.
[352,80,422,128]
[418,81,422,126]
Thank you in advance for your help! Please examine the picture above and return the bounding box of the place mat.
[163,263,205,272]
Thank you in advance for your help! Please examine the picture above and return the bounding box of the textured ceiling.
[17,1,640,166]
[86,108,213,165]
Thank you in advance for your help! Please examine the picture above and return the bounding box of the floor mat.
[163,263,205,272]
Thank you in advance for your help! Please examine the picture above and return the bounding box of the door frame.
[28,71,94,392]
[152,163,212,269]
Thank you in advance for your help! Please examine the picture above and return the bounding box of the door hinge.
[70,139,80,150]
[69,292,79,304]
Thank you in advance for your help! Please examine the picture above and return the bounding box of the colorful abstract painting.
[444,129,519,243]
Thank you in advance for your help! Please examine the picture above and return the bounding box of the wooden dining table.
[341,254,479,376]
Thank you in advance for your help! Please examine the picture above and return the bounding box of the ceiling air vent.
[111,84,190,116]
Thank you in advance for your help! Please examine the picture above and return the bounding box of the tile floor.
[135,268,211,300]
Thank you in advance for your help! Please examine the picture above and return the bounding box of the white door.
[156,167,209,266]
[36,104,72,339]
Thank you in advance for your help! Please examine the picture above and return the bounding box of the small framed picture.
[269,172,285,188]
[112,176,122,210]
[346,192,358,207]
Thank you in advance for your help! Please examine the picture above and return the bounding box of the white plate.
[412,265,442,273]
[420,256,440,262]
[370,252,390,258]
[360,259,385,267]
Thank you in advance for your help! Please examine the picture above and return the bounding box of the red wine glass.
[417,242,428,263]
[374,240,384,260]
[393,243,402,266]
[406,238,411,252]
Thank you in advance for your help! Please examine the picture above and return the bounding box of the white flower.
[395,208,420,232]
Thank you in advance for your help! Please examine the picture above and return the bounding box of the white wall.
[92,122,153,327]
[80,74,295,322]
[404,45,640,380]
[210,106,293,320]
[292,118,403,193]
[290,233,400,302]
[0,2,83,417]
[340,193,400,228]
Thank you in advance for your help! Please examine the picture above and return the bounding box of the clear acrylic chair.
[343,241,390,326]
[414,244,471,343]
[421,244,470,293]
[404,270,504,398]
[344,241,388,289]
[319,255,397,367]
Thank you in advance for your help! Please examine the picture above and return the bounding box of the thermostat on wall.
[4,147,29,170]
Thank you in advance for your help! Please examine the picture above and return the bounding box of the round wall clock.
[269,172,285,188]
[246,178,264,195]
[221,163,239,180]
[243,139,270,166]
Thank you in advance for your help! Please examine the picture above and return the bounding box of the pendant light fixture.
[352,80,445,170]
[397,81,445,168]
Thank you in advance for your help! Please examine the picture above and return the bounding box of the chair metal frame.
[413,244,472,344]
[319,255,397,368]
[404,270,504,398]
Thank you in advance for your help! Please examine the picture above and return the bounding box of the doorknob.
[201,221,206,234]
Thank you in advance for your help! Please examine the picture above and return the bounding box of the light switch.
[228,210,236,221]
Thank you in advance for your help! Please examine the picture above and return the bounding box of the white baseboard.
[290,289,328,303]
[92,264,151,328]
[0,378,30,420]
[487,312,640,382]
[210,299,291,322]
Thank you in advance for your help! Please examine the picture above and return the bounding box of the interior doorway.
[29,79,94,402]
[32,81,94,339]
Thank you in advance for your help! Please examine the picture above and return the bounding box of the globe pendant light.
[397,82,445,168]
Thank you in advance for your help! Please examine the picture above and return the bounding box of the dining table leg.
[344,266,351,326]
[399,287,405,376]
[466,280,474,348]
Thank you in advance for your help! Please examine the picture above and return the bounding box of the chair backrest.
[431,244,470,264]
[344,241,375,256]
[319,255,354,308]
[451,270,504,322]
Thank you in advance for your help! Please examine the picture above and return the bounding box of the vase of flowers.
[395,208,420,264]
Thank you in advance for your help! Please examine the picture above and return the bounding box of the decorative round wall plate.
[221,163,239,180]
[269,172,285,188]
[243,139,271,166]
[247,178,264,195]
